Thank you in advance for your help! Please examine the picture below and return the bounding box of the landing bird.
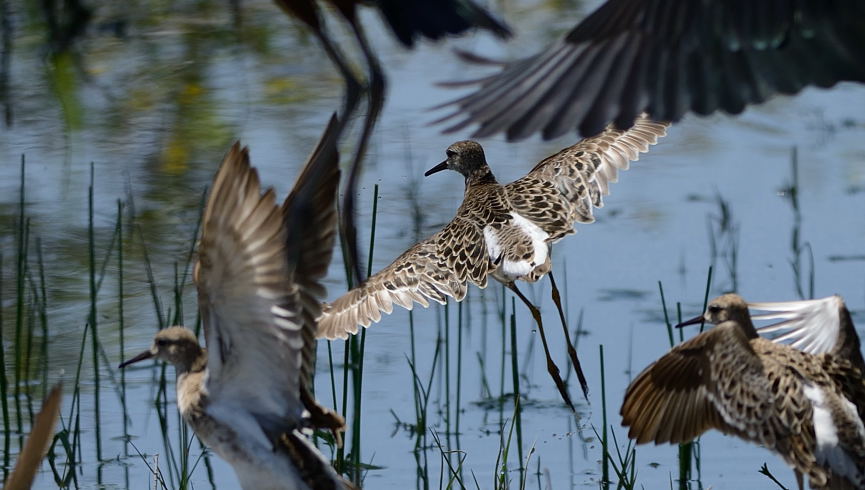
[621,294,865,490]
[274,0,511,285]
[318,115,668,410]
[120,116,351,490]
[437,0,865,141]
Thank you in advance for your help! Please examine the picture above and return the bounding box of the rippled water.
[2,0,865,488]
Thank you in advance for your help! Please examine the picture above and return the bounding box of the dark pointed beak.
[424,160,448,177]
[119,350,155,368]
[675,314,705,329]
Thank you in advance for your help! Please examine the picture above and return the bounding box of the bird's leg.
[339,15,387,284]
[507,282,575,412]
[310,27,362,133]
[547,270,589,400]
[795,470,804,490]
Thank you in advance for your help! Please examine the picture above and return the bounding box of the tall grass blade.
[87,162,102,460]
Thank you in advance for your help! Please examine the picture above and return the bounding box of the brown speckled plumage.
[318,115,668,339]
[622,294,865,490]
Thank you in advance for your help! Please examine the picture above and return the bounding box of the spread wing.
[621,324,771,445]
[504,115,668,241]
[196,142,306,435]
[280,116,345,433]
[438,0,865,140]
[751,295,864,372]
[281,115,340,388]
[317,217,491,340]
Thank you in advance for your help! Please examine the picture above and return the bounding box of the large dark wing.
[317,217,490,340]
[505,115,667,241]
[438,0,865,140]
[373,0,511,48]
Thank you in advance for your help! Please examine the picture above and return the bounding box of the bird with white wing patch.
[622,294,865,490]
[318,114,668,410]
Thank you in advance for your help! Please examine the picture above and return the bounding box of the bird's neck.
[465,164,497,187]
[175,346,207,376]
[739,319,759,339]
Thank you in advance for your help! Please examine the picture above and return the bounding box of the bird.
[621,293,865,490]
[120,115,351,490]
[274,0,512,286]
[317,114,669,410]
[436,0,865,141]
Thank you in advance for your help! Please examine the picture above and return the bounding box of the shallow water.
[2,0,865,488]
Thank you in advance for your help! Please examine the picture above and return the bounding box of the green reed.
[116,200,129,457]
[14,156,29,447]
[508,297,524,480]
[86,163,103,460]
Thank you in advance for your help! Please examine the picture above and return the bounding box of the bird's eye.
[156,338,168,347]
[446,149,455,157]
[708,305,721,314]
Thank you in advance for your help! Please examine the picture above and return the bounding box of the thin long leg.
[310,27,362,134]
[548,270,589,399]
[340,16,386,284]
[507,282,575,412]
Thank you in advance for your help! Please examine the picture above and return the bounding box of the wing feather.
[317,218,489,340]
[438,0,865,141]
[198,143,306,434]
[504,115,667,241]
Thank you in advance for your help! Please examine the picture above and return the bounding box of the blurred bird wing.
[280,115,341,393]
[4,382,62,490]
[506,115,667,236]
[621,324,763,445]
[317,217,489,340]
[197,142,305,431]
[438,0,865,141]
[750,295,846,356]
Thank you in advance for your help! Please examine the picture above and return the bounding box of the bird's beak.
[424,160,448,177]
[675,314,705,329]
[118,350,155,368]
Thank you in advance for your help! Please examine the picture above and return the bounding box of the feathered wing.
[280,115,345,434]
[197,143,307,434]
[505,115,668,240]
[621,329,728,444]
[437,0,865,140]
[622,325,787,446]
[751,295,864,371]
[318,217,490,340]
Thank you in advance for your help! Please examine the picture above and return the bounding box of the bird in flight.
[121,116,350,489]
[318,115,668,410]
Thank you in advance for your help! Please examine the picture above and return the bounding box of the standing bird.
[437,0,865,141]
[621,294,865,490]
[120,116,350,490]
[318,115,668,409]
[274,0,511,285]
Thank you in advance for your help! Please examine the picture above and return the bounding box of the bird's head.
[119,326,203,373]
[425,140,489,179]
